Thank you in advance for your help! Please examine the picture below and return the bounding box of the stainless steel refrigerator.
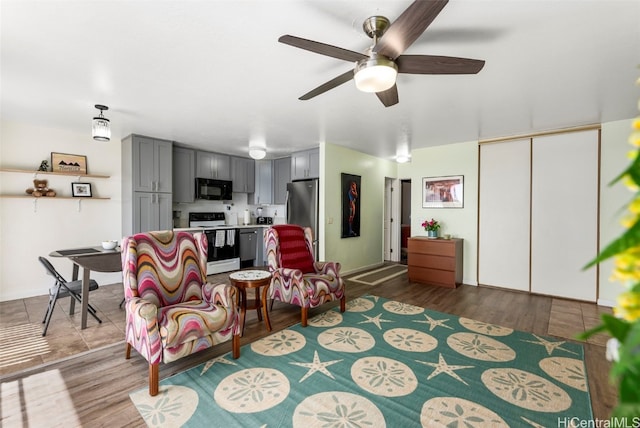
[286,179,319,258]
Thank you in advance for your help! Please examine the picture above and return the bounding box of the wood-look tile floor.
[0,281,126,376]
[0,283,611,377]
[0,266,617,424]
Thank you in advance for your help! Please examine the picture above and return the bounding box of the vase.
[427,230,438,238]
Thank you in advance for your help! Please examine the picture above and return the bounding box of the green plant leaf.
[611,402,640,420]
[610,320,640,403]
[576,323,606,340]
[601,314,631,342]
[610,152,640,187]
[583,219,640,269]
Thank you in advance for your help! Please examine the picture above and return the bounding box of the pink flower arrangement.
[421,218,440,232]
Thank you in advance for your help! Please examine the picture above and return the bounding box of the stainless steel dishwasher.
[239,228,258,268]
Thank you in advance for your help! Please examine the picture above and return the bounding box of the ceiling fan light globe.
[249,148,267,160]
[354,57,398,93]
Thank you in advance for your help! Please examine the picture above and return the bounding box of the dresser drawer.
[408,238,457,256]
[408,253,456,271]
[407,266,457,288]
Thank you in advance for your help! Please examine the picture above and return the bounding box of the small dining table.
[49,246,122,329]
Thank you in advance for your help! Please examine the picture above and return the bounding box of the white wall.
[399,141,479,286]
[0,120,123,300]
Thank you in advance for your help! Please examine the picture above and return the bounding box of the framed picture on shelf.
[51,152,87,174]
[422,175,464,208]
[71,182,92,197]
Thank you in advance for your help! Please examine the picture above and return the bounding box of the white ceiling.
[2,0,639,161]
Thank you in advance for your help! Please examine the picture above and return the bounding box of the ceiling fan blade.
[376,85,399,107]
[397,55,485,74]
[279,35,367,63]
[375,0,449,59]
[299,69,355,100]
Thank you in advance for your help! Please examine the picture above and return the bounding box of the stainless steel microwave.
[195,178,233,201]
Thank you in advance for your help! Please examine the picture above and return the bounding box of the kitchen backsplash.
[172,192,285,228]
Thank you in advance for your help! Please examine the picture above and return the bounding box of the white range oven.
[189,212,240,275]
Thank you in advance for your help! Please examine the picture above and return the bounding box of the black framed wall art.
[341,173,361,238]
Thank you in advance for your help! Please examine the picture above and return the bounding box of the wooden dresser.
[407,237,463,288]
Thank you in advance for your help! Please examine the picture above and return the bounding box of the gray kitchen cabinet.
[172,146,195,203]
[291,148,319,180]
[122,134,173,236]
[131,135,173,193]
[252,160,273,205]
[231,156,255,193]
[273,157,291,204]
[133,192,173,233]
[196,151,231,180]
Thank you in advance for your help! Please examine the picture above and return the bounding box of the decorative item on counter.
[38,159,49,172]
[25,179,56,197]
[421,218,440,238]
[101,240,118,250]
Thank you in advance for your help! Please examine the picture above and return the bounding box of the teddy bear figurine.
[26,179,56,197]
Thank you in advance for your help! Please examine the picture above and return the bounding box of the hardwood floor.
[0,266,617,426]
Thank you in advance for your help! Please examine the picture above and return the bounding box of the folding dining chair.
[38,256,102,336]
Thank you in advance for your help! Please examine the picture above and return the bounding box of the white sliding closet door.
[479,139,531,291]
[531,130,598,301]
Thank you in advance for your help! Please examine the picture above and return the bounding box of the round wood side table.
[229,269,272,336]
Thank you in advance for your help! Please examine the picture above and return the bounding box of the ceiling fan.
[278,0,485,107]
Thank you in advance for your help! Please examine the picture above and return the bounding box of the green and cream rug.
[130,295,593,427]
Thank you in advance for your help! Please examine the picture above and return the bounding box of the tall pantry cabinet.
[478,129,599,301]
[122,134,173,236]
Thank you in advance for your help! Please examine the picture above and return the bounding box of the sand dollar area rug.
[130,295,593,427]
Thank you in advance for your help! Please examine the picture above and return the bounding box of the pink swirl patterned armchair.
[265,225,345,327]
[121,230,240,396]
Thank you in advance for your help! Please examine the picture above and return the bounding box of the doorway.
[400,180,411,264]
[383,178,410,263]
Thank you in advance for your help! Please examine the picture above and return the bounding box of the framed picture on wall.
[341,173,361,238]
[422,175,464,208]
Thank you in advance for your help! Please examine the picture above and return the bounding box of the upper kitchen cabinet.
[252,160,273,205]
[231,156,255,193]
[173,146,195,203]
[291,148,319,180]
[196,151,231,180]
[273,157,291,204]
[128,135,173,193]
[122,134,173,236]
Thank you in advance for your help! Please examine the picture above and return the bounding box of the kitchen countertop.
[174,224,272,232]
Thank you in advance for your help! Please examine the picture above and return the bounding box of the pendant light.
[92,104,111,141]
